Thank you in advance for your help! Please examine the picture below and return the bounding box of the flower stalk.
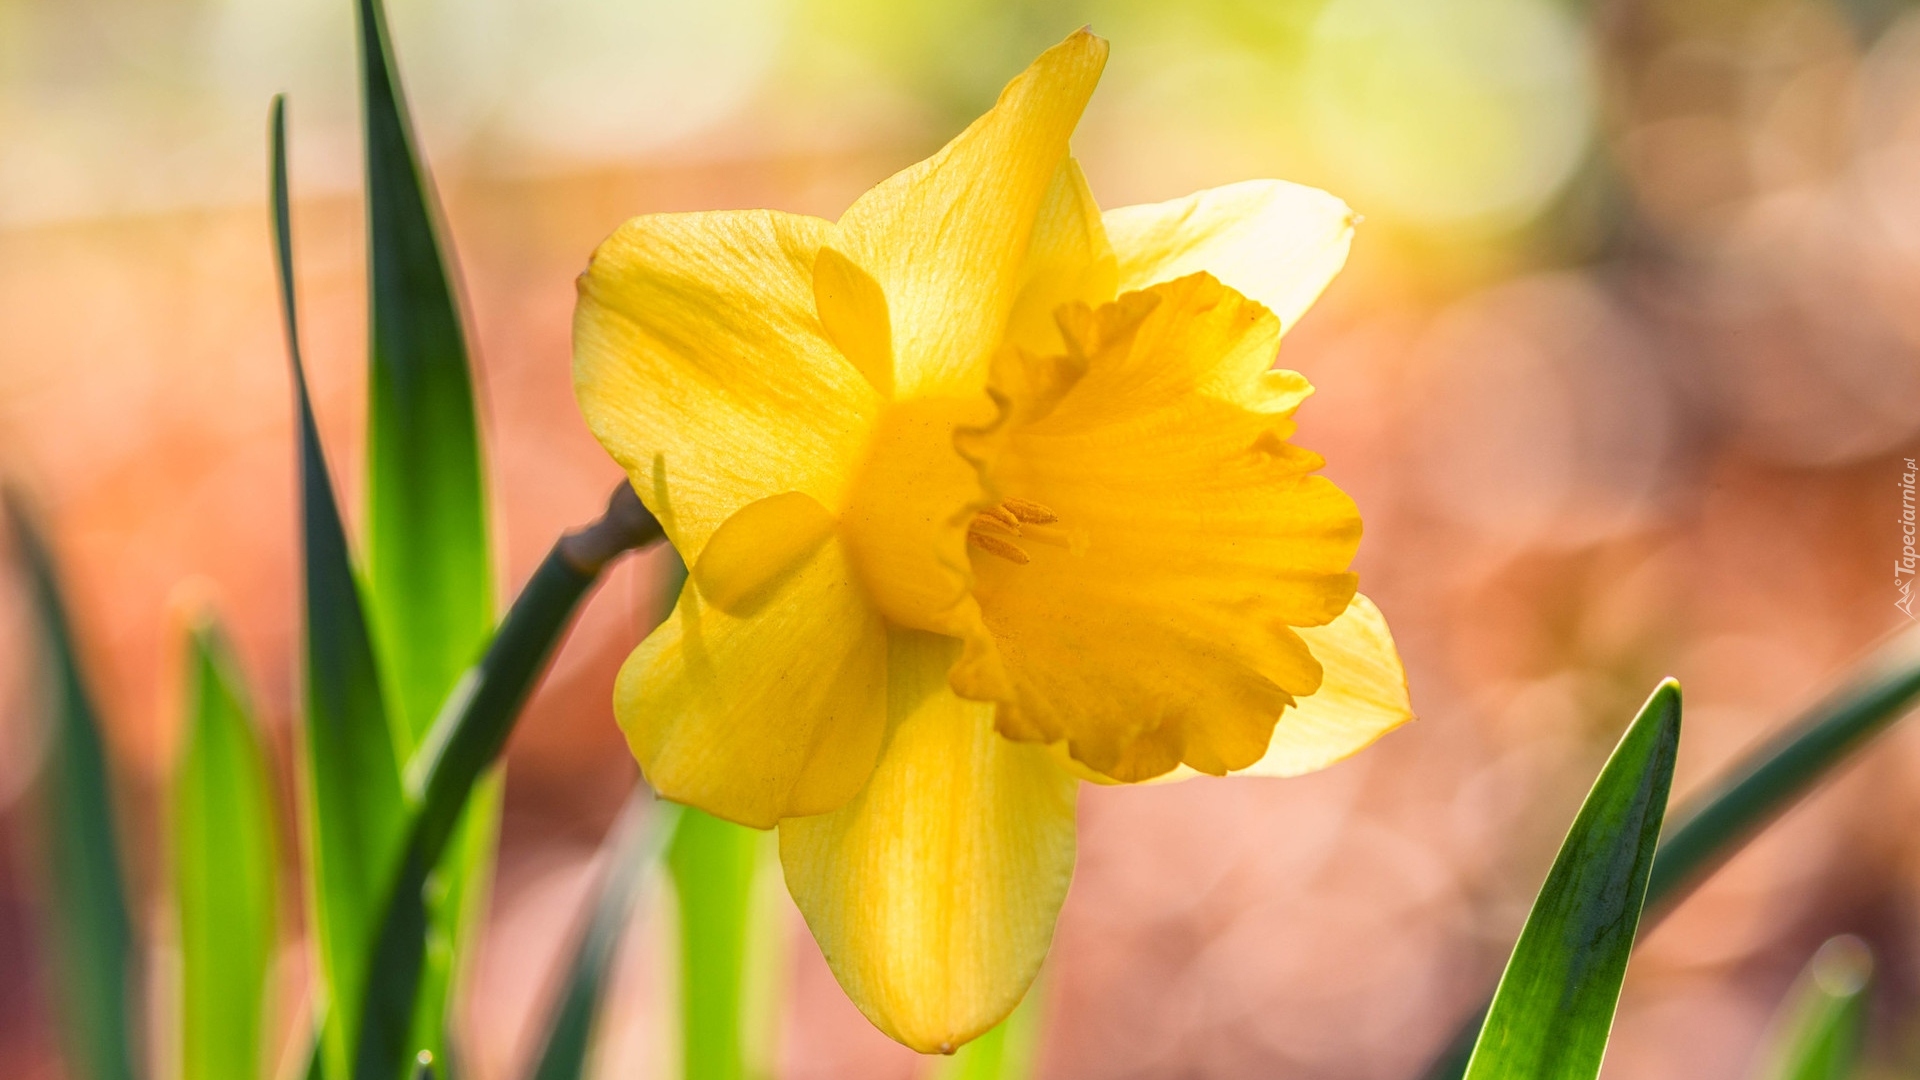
[357,482,663,1079]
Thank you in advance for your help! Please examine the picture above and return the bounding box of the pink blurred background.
[5,0,1920,1076]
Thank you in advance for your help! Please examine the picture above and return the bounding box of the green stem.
[354,483,663,1080]
[402,487,658,851]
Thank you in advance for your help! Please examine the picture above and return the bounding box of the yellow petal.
[574,209,878,561]
[970,273,1362,782]
[691,491,837,616]
[616,535,889,829]
[779,631,1077,1054]
[1103,179,1357,334]
[1245,593,1412,776]
[1004,157,1119,356]
[838,29,1108,399]
[813,246,894,397]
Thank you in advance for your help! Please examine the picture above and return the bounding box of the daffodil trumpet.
[573,28,1412,1054]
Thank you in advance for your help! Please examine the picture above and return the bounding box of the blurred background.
[4,0,1920,1076]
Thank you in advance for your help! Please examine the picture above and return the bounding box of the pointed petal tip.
[1049,24,1110,66]
[643,785,778,833]
[874,992,1028,1056]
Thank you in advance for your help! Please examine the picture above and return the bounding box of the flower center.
[836,395,997,636]
[966,497,1070,564]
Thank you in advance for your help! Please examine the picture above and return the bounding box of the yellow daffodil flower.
[573,28,1412,1054]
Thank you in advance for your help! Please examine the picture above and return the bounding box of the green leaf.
[1462,679,1681,1080]
[353,486,662,1080]
[3,492,138,1080]
[355,0,490,753]
[669,808,770,1080]
[352,0,496,1060]
[173,615,280,1080]
[1421,629,1920,1080]
[929,978,1047,1080]
[1754,936,1872,1080]
[527,797,682,1080]
[1647,632,1920,914]
[272,95,410,1080]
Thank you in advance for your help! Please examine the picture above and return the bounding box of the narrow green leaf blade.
[272,95,410,1080]
[1462,679,1681,1080]
[1754,936,1872,1080]
[1648,629,1920,914]
[669,808,767,1080]
[353,0,496,1054]
[4,492,138,1080]
[174,615,280,1080]
[1422,628,1920,1080]
[355,0,490,751]
[527,797,681,1080]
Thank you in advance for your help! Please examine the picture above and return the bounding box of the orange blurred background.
[4,0,1920,1076]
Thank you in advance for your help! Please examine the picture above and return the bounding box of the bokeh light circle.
[497,0,788,160]
[1301,0,1596,230]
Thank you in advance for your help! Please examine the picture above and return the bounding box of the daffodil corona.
[573,29,1412,1054]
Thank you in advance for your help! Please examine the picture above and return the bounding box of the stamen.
[966,497,1069,564]
[970,513,1022,538]
[967,530,1030,564]
[1001,496,1058,524]
[982,504,1023,532]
